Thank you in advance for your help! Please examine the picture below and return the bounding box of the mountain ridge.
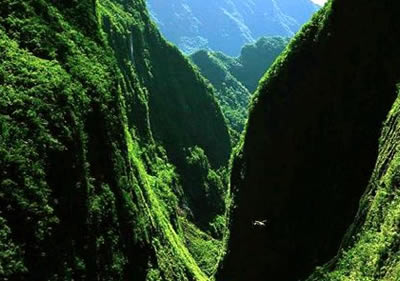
[147,0,318,55]
[189,36,289,142]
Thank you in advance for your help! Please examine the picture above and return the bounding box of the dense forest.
[2,0,400,281]
[0,0,231,280]
[147,0,318,55]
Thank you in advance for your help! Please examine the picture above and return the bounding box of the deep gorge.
[1,0,400,281]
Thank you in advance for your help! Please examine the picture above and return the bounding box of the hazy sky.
[311,0,328,5]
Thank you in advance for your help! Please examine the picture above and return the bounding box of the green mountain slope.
[0,0,231,280]
[190,37,288,142]
[190,50,251,143]
[218,1,400,281]
[226,36,290,93]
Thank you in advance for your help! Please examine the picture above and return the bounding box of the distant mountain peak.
[147,0,319,56]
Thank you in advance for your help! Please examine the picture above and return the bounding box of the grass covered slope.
[0,0,230,280]
[190,37,288,142]
[307,90,400,281]
[218,1,400,281]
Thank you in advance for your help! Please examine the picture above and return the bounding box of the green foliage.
[0,217,26,276]
[0,0,231,280]
[178,217,226,277]
[181,147,227,234]
[124,130,210,281]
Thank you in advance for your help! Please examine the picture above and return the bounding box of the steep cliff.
[218,1,400,281]
[307,89,400,281]
[147,0,318,55]
[0,0,231,280]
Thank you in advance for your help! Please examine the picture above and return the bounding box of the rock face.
[218,1,400,281]
[147,0,318,56]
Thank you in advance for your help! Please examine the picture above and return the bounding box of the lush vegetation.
[4,0,400,281]
[190,50,251,143]
[190,37,288,142]
[147,0,318,55]
[0,0,231,280]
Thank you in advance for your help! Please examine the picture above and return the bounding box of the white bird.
[253,219,268,227]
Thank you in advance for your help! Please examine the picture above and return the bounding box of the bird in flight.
[252,220,268,227]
